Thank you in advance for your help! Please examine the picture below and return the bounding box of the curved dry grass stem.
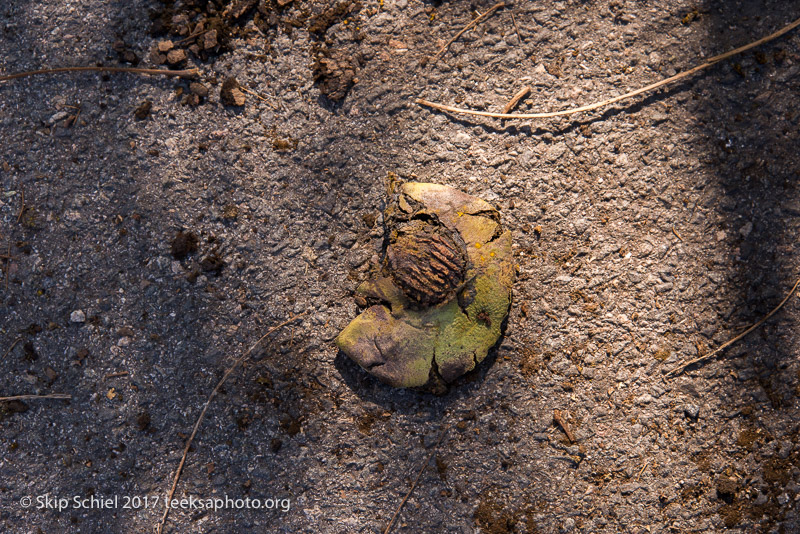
[0,66,199,83]
[667,277,800,378]
[155,311,307,534]
[418,15,800,120]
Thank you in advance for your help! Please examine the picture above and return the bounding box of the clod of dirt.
[135,410,151,431]
[308,1,361,35]
[228,0,258,20]
[716,475,740,503]
[272,136,297,151]
[170,230,198,260]
[149,49,167,65]
[222,204,239,221]
[220,77,246,106]
[134,101,153,120]
[336,181,515,391]
[22,342,38,361]
[112,40,140,65]
[474,491,517,534]
[44,366,58,381]
[184,82,209,106]
[312,48,356,101]
[201,29,219,50]
[166,48,187,65]
[0,400,29,421]
[200,253,225,275]
[23,323,42,335]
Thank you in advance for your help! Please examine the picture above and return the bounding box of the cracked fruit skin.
[336,182,514,389]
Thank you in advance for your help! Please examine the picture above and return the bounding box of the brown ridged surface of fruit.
[386,220,466,306]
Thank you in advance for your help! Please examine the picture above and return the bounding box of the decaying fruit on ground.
[336,181,515,392]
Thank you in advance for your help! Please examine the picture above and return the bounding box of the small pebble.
[684,404,700,420]
[70,310,86,323]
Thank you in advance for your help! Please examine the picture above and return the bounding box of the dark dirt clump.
[170,230,198,260]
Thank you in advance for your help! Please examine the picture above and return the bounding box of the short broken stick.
[553,409,576,443]
[1,338,22,362]
[502,85,531,114]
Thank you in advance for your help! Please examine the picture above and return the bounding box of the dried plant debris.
[336,181,515,392]
[307,0,361,35]
[220,76,246,106]
[149,0,366,101]
[134,100,153,120]
[312,46,357,101]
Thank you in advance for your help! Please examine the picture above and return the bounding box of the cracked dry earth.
[1,0,800,533]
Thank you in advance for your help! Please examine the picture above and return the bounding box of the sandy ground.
[1,0,800,532]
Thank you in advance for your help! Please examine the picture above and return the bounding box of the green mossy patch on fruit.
[336,182,514,391]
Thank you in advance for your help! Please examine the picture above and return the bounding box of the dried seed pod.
[386,220,466,306]
[336,182,515,392]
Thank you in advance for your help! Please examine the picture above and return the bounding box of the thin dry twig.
[511,12,522,45]
[16,189,24,223]
[0,393,71,402]
[502,85,531,114]
[239,86,270,103]
[156,311,307,534]
[432,2,505,63]
[103,371,129,381]
[553,409,576,443]
[1,337,22,361]
[418,15,800,119]
[0,66,199,83]
[667,276,800,377]
[636,459,650,481]
[4,241,10,291]
[177,28,212,45]
[384,425,450,534]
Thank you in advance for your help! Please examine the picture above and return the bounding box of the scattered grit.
[1,0,799,532]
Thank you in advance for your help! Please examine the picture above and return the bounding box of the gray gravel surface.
[2,0,800,532]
